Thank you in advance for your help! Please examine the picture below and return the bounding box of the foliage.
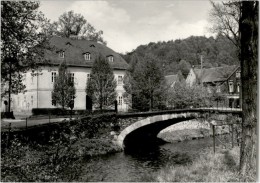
[1,112,119,182]
[177,60,191,78]
[122,35,239,77]
[50,10,106,44]
[1,128,82,182]
[31,108,87,116]
[52,61,76,109]
[86,55,117,110]
[208,86,226,107]
[124,54,167,111]
[156,147,256,182]
[123,53,139,106]
[1,1,51,104]
[167,83,210,109]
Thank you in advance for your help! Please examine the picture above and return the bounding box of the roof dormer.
[58,50,65,58]
[107,55,114,63]
[83,52,91,61]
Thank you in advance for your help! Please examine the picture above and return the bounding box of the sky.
[39,0,214,54]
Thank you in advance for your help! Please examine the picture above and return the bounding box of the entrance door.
[86,95,92,111]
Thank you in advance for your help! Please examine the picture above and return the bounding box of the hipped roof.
[44,36,128,70]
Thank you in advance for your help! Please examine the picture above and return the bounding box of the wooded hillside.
[122,34,239,78]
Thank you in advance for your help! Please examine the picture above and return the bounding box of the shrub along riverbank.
[1,113,122,182]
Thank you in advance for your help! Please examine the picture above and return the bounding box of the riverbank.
[158,119,231,142]
[155,146,256,182]
[1,113,122,182]
[1,135,122,182]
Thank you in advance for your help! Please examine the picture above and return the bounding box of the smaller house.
[186,65,241,108]
[165,72,185,89]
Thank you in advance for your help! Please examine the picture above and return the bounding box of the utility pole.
[200,55,203,86]
[200,55,203,71]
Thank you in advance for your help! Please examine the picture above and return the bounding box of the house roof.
[44,36,128,70]
[193,65,239,83]
[165,74,179,86]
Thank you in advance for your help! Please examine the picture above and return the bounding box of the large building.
[10,37,129,112]
[186,65,241,108]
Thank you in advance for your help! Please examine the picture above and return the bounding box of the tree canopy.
[122,35,239,77]
[1,1,51,111]
[124,54,166,111]
[50,10,106,44]
[52,61,76,109]
[209,1,241,48]
[86,55,117,110]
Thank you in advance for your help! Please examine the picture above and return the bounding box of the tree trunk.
[239,1,258,177]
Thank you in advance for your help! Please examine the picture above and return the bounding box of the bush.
[31,108,87,116]
[1,111,15,119]
[1,112,120,182]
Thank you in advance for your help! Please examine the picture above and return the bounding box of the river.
[78,134,232,182]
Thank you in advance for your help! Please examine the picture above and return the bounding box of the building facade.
[186,65,241,108]
[11,37,129,112]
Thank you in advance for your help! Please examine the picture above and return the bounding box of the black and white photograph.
[1,0,258,182]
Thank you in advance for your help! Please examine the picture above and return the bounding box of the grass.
[156,146,256,182]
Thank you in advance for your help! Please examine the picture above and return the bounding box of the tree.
[128,54,166,111]
[239,1,258,177]
[52,61,76,109]
[177,60,191,79]
[167,83,210,109]
[1,1,50,112]
[209,1,241,49]
[86,55,117,110]
[51,10,106,44]
[123,53,139,107]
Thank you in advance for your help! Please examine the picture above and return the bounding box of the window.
[118,76,123,85]
[236,71,241,78]
[228,80,234,93]
[69,73,75,83]
[59,51,64,58]
[237,82,240,93]
[23,96,26,107]
[107,55,114,62]
[31,96,33,106]
[84,53,91,61]
[118,96,123,105]
[51,72,57,83]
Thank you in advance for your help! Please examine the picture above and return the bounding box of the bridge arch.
[117,112,200,149]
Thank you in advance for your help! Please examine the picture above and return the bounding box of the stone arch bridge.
[116,108,242,150]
